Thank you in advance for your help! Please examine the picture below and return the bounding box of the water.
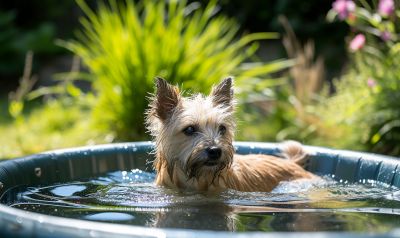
[2,169,400,232]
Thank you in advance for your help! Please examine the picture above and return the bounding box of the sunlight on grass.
[0,99,110,158]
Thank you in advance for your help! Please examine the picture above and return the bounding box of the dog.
[146,77,316,192]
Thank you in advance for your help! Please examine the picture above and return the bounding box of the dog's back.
[224,152,315,192]
[220,141,315,192]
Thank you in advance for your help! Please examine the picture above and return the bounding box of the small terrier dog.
[146,77,315,192]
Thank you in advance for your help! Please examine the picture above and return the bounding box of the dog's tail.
[280,140,309,168]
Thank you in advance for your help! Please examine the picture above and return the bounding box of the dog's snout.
[207,146,222,160]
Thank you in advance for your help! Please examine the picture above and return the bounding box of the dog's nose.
[206,146,222,160]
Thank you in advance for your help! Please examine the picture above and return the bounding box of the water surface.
[2,169,400,232]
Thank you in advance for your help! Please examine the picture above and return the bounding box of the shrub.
[63,0,291,141]
[308,0,400,155]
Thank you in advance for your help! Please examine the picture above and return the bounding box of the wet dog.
[146,77,316,192]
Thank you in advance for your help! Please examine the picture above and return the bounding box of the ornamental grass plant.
[62,0,291,140]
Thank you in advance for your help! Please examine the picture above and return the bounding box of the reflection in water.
[84,212,136,222]
[150,202,236,231]
[1,169,400,232]
[51,185,87,197]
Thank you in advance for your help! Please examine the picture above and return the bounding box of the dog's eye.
[219,125,226,135]
[183,126,196,136]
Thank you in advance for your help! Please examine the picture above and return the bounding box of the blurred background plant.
[310,0,400,155]
[1,51,108,158]
[235,15,326,143]
[62,0,290,141]
[2,0,399,158]
[0,0,301,158]
[237,0,400,157]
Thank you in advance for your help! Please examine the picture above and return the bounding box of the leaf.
[326,10,338,22]
[66,84,82,98]
[9,100,23,118]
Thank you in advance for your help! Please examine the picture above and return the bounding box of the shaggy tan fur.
[146,77,316,192]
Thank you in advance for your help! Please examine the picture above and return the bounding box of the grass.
[0,98,111,159]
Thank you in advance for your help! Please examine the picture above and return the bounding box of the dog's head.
[146,77,236,183]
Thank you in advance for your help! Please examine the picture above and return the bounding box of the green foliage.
[63,0,290,141]
[305,0,400,155]
[303,48,400,155]
[0,0,291,158]
[238,0,400,155]
[307,72,373,151]
[357,46,400,155]
[0,98,109,159]
[0,57,107,158]
[235,83,297,142]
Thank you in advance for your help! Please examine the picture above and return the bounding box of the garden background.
[0,0,399,159]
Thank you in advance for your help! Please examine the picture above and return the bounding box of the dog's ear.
[153,77,181,121]
[210,77,234,109]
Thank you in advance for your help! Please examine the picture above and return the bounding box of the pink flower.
[378,0,395,17]
[367,78,377,88]
[349,34,366,52]
[332,0,356,20]
[380,31,392,41]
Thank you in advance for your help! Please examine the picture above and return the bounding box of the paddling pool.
[0,142,399,238]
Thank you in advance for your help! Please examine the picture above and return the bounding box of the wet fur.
[146,77,316,192]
